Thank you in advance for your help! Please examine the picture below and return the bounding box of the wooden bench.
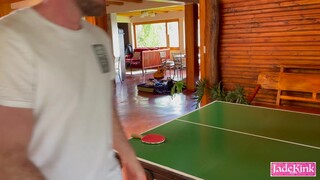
[126,48,170,76]
[141,49,169,74]
[248,66,320,113]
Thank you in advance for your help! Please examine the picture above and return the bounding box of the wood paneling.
[219,0,320,109]
[0,0,22,4]
[0,3,12,17]
[85,15,108,32]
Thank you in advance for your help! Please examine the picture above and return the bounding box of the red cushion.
[134,47,160,52]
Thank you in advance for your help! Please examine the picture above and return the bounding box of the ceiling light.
[140,11,156,18]
[149,12,156,17]
[140,11,149,18]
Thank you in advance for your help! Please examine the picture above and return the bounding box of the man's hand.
[121,151,146,180]
[112,101,146,180]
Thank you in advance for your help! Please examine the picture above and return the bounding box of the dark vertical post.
[185,3,199,91]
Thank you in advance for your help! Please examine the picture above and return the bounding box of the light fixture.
[149,12,156,17]
[140,11,149,18]
[140,11,156,18]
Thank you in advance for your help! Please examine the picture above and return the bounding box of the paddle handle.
[131,133,143,139]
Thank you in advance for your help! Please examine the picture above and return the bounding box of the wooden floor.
[114,69,195,138]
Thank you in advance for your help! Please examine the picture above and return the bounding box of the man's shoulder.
[0,8,32,34]
[0,8,30,24]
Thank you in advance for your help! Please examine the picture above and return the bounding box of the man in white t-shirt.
[0,0,145,179]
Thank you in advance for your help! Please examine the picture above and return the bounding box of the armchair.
[125,51,141,75]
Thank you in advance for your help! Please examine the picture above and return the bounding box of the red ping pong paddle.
[131,133,166,144]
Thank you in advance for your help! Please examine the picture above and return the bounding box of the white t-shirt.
[0,8,121,180]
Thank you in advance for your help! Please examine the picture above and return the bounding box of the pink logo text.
[271,162,316,177]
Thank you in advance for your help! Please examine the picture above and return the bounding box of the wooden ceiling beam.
[117,0,143,3]
[117,5,184,17]
[0,0,23,4]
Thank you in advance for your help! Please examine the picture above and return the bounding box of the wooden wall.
[85,15,108,32]
[0,3,12,17]
[219,0,320,108]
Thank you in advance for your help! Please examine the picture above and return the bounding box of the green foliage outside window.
[136,23,166,47]
[134,21,179,48]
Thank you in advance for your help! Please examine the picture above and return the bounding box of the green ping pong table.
[129,101,320,180]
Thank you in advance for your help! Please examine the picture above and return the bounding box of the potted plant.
[170,80,185,97]
[193,79,248,108]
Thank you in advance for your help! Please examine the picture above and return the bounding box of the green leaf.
[210,81,226,101]
[225,85,248,104]
[192,79,207,108]
[170,80,185,97]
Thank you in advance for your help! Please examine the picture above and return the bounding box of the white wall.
[108,13,120,58]
[117,16,131,23]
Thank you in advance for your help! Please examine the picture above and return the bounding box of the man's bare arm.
[112,103,145,180]
[0,105,44,179]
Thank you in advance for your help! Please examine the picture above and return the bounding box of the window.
[167,22,179,47]
[134,20,179,49]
